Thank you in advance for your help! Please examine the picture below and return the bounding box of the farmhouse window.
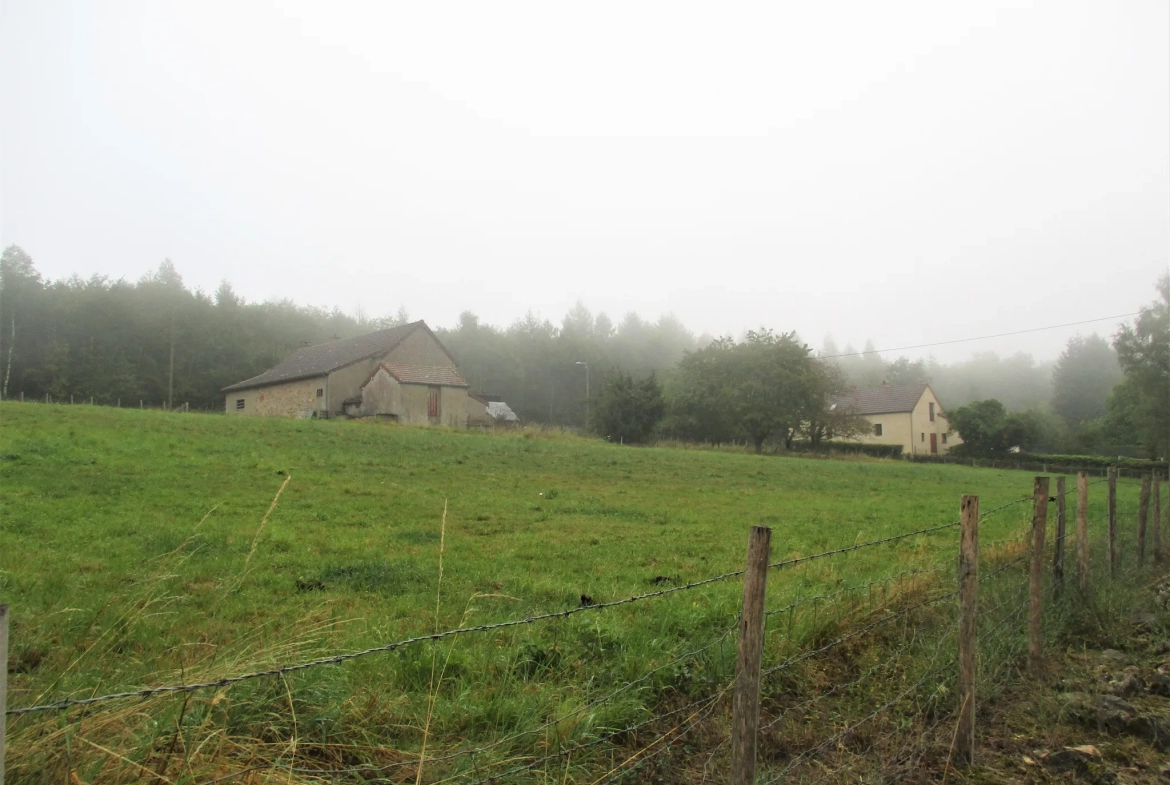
[873,423,883,437]
[942,432,948,444]
[317,388,324,398]
[929,402,935,422]
[235,399,245,410]
[922,433,926,442]
[427,386,441,417]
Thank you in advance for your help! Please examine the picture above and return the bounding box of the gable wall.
[325,328,457,417]
[354,367,403,418]
[385,328,455,367]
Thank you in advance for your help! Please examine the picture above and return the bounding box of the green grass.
[0,402,1146,783]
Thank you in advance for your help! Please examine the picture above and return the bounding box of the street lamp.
[575,361,589,430]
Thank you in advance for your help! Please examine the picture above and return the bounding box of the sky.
[2,1,1167,362]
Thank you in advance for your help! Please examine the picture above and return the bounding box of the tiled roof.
[377,363,469,388]
[831,383,930,415]
[222,322,438,392]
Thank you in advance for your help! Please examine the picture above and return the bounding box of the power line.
[819,312,1139,360]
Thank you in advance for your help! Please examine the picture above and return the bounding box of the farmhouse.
[832,382,960,456]
[222,321,474,426]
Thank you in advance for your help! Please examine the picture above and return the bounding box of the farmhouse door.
[930,433,938,454]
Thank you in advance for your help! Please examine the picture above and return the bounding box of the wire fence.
[1,470,1160,784]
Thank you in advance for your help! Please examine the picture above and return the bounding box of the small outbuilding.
[467,394,519,427]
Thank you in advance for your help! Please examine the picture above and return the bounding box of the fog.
[2,1,1167,363]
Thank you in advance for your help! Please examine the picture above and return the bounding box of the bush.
[788,441,904,459]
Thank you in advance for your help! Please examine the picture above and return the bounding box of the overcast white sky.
[2,1,1167,361]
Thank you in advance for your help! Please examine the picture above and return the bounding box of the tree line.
[940,277,1168,459]
[0,245,1163,457]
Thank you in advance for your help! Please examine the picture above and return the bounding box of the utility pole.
[167,309,175,411]
[575,361,589,430]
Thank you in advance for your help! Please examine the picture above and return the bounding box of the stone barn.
[222,321,474,426]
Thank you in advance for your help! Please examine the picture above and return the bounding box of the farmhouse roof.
[373,363,470,388]
[222,321,450,392]
[831,383,931,416]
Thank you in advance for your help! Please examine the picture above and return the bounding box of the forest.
[0,244,1162,456]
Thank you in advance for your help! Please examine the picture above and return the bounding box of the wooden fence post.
[1,604,8,785]
[1108,468,1118,578]
[731,526,772,785]
[1156,473,1163,564]
[1030,477,1050,672]
[1053,477,1066,598]
[1076,472,1090,596]
[957,495,979,765]
[1139,474,1152,566]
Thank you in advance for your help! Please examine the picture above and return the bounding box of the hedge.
[908,451,1166,477]
[789,441,904,459]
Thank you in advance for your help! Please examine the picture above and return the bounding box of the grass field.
[0,403,1145,782]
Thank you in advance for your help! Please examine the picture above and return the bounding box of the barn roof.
[830,383,931,416]
[222,321,447,392]
[375,363,469,388]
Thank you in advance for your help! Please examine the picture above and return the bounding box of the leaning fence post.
[1155,473,1163,564]
[1139,473,1152,566]
[1,603,8,785]
[1108,468,1118,578]
[1029,477,1050,672]
[1076,472,1090,596]
[957,495,979,765]
[731,525,772,785]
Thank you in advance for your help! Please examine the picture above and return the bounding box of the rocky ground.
[963,580,1170,784]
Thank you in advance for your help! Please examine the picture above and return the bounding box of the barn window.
[235,399,245,410]
[873,423,882,437]
[317,388,324,398]
[929,402,935,422]
[427,386,441,417]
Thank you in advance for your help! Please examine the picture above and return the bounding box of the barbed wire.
[11,498,1026,718]
[765,497,1036,578]
[279,622,739,780]
[7,567,750,716]
[759,661,950,785]
[761,587,957,679]
[453,680,737,785]
[765,565,944,619]
[591,685,728,785]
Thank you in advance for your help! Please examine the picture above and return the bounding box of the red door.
[930,433,938,454]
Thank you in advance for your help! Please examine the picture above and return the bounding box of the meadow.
[0,403,1145,783]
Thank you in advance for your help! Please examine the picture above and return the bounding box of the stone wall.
[224,377,322,417]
